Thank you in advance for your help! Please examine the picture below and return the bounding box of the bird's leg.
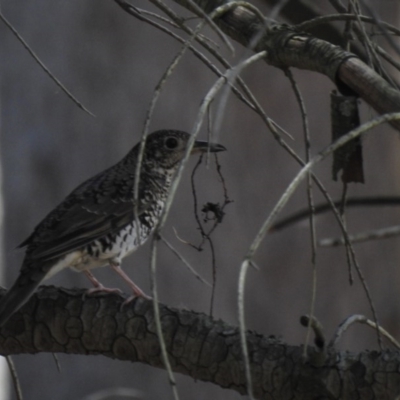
[109,259,151,304]
[83,270,123,297]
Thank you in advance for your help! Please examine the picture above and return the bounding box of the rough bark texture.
[1,286,400,400]
[166,0,400,131]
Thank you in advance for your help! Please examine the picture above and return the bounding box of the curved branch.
[1,286,400,399]
[166,0,400,131]
[270,196,400,232]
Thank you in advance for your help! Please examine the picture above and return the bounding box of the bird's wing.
[19,165,152,262]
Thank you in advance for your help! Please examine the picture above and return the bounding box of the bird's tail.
[0,260,53,327]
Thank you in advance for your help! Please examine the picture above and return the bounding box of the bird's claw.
[83,286,123,300]
[119,292,152,311]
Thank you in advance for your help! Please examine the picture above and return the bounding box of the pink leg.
[110,264,151,304]
[84,270,123,296]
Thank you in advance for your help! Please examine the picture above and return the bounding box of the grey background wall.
[1,1,400,399]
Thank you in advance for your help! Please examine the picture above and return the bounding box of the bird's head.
[142,130,226,169]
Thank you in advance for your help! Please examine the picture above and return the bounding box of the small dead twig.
[187,153,231,315]
[320,224,400,247]
[6,356,23,400]
[269,196,400,232]
[160,234,212,287]
[0,11,94,116]
[329,314,400,349]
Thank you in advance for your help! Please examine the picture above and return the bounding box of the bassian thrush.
[0,130,226,326]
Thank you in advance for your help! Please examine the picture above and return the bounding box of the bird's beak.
[191,140,226,154]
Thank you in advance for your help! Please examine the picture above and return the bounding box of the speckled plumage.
[0,130,226,326]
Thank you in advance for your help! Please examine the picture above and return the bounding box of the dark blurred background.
[1,0,400,399]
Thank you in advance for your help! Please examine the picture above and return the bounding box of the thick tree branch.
[162,0,400,131]
[0,286,400,399]
[262,0,357,49]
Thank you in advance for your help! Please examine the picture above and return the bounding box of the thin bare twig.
[284,68,318,358]
[158,52,267,231]
[185,0,235,54]
[0,11,94,116]
[339,184,354,285]
[159,234,212,287]
[117,0,292,142]
[189,152,231,314]
[320,224,400,247]
[6,356,23,400]
[115,2,262,115]
[296,13,400,37]
[132,0,209,250]
[154,52,267,400]
[360,0,400,56]
[148,52,266,400]
[149,236,180,400]
[132,9,212,400]
[329,314,400,349]
[270,196,400,232]
[238,113,400,364]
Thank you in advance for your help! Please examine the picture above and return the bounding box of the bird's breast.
[72,201,165,271]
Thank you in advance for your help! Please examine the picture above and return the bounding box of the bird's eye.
[165,137,179,149]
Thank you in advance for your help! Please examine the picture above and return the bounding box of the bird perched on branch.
[0,130,226,326]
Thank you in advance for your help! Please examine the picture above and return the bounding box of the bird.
[0,130,226,326]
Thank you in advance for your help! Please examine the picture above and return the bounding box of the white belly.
[44,223,147,279]
[43,205,164,278]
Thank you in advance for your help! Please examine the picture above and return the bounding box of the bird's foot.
[120,291,152,310]
[83,270,123,298]
[83,286,123,301]
[110,265,151,308]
